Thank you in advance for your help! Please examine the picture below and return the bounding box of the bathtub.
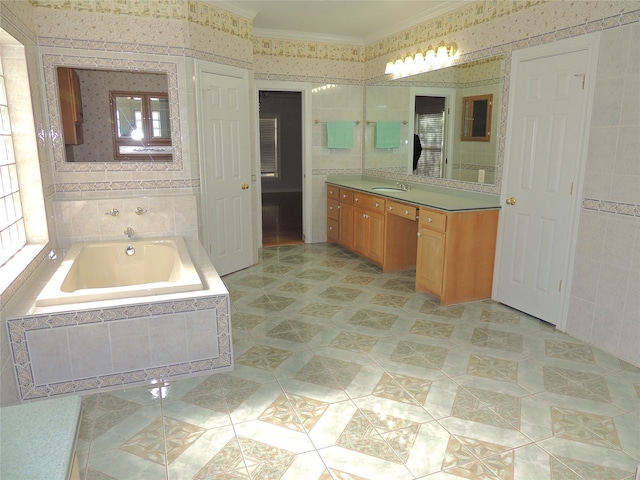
[35,237,203,307]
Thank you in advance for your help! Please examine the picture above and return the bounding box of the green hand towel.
[326,121,354,149]
[375,121,401,149]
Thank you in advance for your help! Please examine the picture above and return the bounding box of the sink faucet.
[395,182,412,191]
[124,227,134,238]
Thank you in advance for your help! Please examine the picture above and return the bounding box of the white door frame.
[494,33,600,331]
[254,81,313,245]
[195,59,256,270]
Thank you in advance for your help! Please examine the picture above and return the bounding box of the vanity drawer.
[339,189,354,205]
[327,198,340,221]
[353,192,385,212]
[387,200,418,221]
[419,208,447,232]
[327,185,340,200]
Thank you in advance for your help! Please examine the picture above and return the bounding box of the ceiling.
[212,1,472,44]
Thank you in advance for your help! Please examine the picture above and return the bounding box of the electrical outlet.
[478,169,485,183]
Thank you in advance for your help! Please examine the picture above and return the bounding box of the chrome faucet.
[395,182,412,191]
[124,227,134,238]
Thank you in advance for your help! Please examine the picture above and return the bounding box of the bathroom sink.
[371,186,406,193]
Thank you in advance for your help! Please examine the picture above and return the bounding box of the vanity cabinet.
[326,186,340,243]
[326,186,356,249]
[57,67,84,145]
[353,192,385,265]
[416,207,499,304]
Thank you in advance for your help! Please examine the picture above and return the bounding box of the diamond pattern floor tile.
[78,244,640,480]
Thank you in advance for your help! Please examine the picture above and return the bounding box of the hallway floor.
[262,192,303,247]
[77,244,640,479]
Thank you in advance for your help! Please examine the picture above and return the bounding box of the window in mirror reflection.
[461,94,492,142]
[414,96,446,177]
[110,91,171,161]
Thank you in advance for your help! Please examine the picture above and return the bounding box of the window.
[259,115,279,178]
[0,27,48,296]
[110,91,171,161]
[415,112,445,177]
[0,53,25,267]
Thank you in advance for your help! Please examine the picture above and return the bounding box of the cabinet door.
[327,218,339,243]
[339,203,354,249]
[353,207,368,256]
[368,211,385,265]
[58,67,84,145]
[416,227,445,295]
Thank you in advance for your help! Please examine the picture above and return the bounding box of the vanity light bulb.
[385,59,394,74]
[436,43,449,66]
[425,47,436,69]
[403,54,414,76]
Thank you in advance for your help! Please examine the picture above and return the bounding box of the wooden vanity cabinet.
[416,207,499,304]
[353,192,385,265]
[57,67,84,145]
[326,186,340,243]
[384,200,419,272]
[337,188,355,250]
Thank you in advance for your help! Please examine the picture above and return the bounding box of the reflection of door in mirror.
[414,96,446,177]
[111,91,171,161]
[461,94,492,141]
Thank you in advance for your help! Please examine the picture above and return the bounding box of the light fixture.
[385,43,458,78]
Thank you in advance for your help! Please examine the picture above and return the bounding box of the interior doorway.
[258,90,303,246]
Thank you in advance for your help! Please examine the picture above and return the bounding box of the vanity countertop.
[326,175,501,212]
[0,395,82,480]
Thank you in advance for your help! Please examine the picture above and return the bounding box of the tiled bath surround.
[4,240,232,402]
[1,0,639,406]
[53,194,199,249]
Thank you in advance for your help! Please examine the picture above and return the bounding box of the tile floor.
[77,243,640,479]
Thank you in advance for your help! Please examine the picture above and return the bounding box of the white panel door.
[496,37,597,326]
[198,65,253,276]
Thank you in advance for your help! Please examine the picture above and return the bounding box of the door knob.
[506,196,517,205]
[241,183,249,190]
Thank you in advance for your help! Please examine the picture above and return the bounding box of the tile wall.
[568,22,640,367]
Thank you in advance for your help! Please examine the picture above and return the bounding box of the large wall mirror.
[365,55,505,185]
[42,55,182,171]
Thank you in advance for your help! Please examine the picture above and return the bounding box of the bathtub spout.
[124,227,135,238]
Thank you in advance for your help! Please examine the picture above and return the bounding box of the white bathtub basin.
[35,237,203,307]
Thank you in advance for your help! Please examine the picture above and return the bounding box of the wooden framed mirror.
[461,93,492,142]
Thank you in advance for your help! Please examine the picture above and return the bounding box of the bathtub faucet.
[124,227,135,238]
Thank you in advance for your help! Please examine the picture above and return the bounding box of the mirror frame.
[42,54,182,171]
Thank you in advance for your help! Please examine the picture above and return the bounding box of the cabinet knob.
[329,206,333,210]
[355,198,359,202]
[428,217,433,222]
[405,210,409,215]
[388,206,393,211]
[417,232,422,237]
